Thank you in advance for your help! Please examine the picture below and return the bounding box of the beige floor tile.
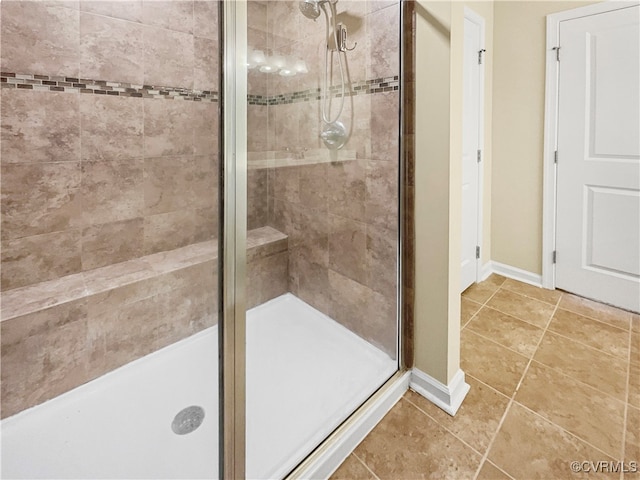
[516,361,625,458]
[330,454,377,480]
[559,293,631,330]
[461,297,482,326]
[632,314,639,334]
[629,362,640,409]
[461,330,529,397]
[502,278,562,306]
[486,289,555,328]
[485,273,507,288]
[354,398,482,480]
[631,332,639,366]
[626,406,640,463]
[405,376,510,453]
[467,306,544,357]
[489,402,616,480]
[549,309,630,360]
[534,331,628,401]
[476,461,512,480]
[463,281,500,304]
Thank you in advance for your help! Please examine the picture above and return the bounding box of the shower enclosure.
[0,0,404,478]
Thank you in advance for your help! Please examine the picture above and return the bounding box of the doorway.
[544,3,640,312]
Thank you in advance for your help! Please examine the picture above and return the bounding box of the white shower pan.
[1,293,396,479]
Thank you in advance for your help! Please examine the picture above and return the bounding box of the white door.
[461,14,483,292]
[556,5,640,312]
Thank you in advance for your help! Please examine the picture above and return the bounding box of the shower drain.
[172,406,205,435]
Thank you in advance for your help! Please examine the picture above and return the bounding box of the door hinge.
[552,46,560,62]
[476,246,480,259]
[554,150,558,164]
[478,49,486,65]
[477,149,482,163]
[552,250,557,264]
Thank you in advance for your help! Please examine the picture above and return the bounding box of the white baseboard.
[293,371,410,479]
[489,261,543,288]
[409,368,470,416]
[480,262,493,282]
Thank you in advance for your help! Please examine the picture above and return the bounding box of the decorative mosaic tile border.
[0,72,218,102]
[1,72,398,105]
[248,75,399,105]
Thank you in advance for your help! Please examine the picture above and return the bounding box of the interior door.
[556,5,640,312]
[461,16,482,292]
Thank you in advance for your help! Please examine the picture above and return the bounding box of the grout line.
[352,452,382,480]
[463,329,530,361]
[620,324,633,479]
[542,325,630,363]
[480,301,552,330]
[471,397,515,480]
[500,282,562,307]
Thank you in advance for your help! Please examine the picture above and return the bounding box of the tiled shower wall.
[0,0,221,418]
[0,0,219,291]
[247,1,400,355]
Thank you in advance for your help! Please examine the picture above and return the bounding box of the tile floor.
[331,274,640,480]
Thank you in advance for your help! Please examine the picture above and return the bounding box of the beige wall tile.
[80,1,142,23]
[144,156,196,215]
[80,94,143,162]
[0,2,79,76]
[142,1,193,34]
[81,218,144,270]
[290,248,330,314]
[81,158,144,224]
[248,168,268,229]
[370,91,400,162]
[365,159,399,231]
[143,98,194,157]
[143,25,194,88]
[299,163,328,211]
[328,160,366,221]
[194,36,218,92]
[143,210,196,254]
[193,99,219,156]
[1,90,80,164]
[366,3,399,79]
[365,223,397,298]
[1,230,82,290]
[194,1,218,40]
[246,251,288,309]
[516,361,624,458]
[80,12,143,84]
[1,162,83,240]
[329,214,368,285]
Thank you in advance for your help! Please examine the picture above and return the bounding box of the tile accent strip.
[248,75,400,105]
[0,72,218,102]
[1,72,398,105]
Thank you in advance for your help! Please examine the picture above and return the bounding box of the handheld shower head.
[299,0,321,20]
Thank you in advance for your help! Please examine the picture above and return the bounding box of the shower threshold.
[1,293,397,479]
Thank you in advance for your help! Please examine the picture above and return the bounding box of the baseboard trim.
[291,370,410,479]
[480,262,493,282]
[409,368,470,416]
[490,261,543,287]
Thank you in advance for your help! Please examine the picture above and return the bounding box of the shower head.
[299,0,321,20]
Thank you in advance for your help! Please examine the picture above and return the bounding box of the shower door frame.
[219,0,412,477]
[219,1,248,479]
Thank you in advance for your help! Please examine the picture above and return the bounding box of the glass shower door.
[0,1,222,478]
[242,0,402,477]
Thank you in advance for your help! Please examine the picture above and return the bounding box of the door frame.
[542,0,640,289]
[463,6,486,286]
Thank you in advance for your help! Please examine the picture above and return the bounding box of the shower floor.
[1,293,396,479]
